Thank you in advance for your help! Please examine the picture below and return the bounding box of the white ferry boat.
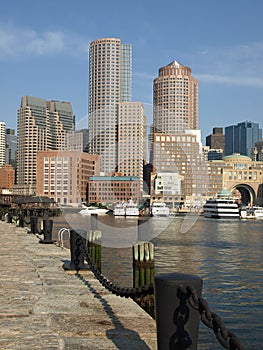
[203,190,240,219]
[113,199,139,216]
[151,202,170,217]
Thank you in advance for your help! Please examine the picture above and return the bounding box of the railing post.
[88,213,101,271]
[39,219,55,244]
[133,241,155,317]
[63,229,89,271]
[154,272,203,350]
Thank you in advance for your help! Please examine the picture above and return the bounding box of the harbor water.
[53,211,263,349]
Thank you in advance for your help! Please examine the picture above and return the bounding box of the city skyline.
[0,1,263,142]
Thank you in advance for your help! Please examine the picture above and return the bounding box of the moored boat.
[124,199,139,216]
[113,202,126,216]
[203,190,240,219]
[79,206,109,215]
[113,199,139,216]
[240,206,263,219]
[151,202,170,217]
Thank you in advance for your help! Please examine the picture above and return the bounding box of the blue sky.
[1,0,263,142]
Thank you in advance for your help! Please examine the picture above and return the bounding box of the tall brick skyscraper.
[153,60,198,133]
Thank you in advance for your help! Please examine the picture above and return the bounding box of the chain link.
[80,236,154,299]
[77,232,244,349]
[188,287,244,350]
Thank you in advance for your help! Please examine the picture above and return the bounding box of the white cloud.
[191,42,263,88]
[196,74,263,87]
[0,24,88,60]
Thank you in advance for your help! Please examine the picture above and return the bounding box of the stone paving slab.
[0,221,157,349]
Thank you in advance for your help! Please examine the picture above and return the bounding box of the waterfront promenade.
[0,221,157,349]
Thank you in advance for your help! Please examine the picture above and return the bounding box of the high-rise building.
[88,38,132,174]
[17,96,75,188]
[117,102,146,191]
[225,121,262,157]
[153,60,198,134]
[206,127,225,154]
[152,131,207,203]
[62,129,89,152]
[6,128,17,169]
[151,61,205,205]
[0,122,6,167]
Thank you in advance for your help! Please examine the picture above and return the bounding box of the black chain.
[80,235,154,299]
[77,232,243,349]
[188,287,244,350]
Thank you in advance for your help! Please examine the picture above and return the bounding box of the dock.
[0,221,157,349]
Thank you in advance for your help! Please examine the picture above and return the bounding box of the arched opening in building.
[231,185,255,206]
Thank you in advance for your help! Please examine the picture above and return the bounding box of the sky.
[1,0,263,143]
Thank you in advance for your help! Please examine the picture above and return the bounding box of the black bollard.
[154,273,203,350]
[17,213,25,228]
[6,212,13,223]
[63,229,89,271]
[39,219,55,244]
[28,216,39,234]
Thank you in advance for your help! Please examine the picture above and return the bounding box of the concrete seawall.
[0,221,157,349]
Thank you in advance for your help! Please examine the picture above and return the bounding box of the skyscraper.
[153,60,198,133]
[151,61,206,205]
[17,96,75,187]
[0,122,6,167]
[117,102,146,191]
[88,38,132,174]
[225,121,262,157]
[6,128,17,169]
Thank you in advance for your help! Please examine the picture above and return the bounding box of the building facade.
[62,129,89,152]
[5,128,17,169]
[206,127,225,154]
[150,61,203,206]
[0,122,6,167]
[225,121,262,157]
[152,131,208,205]
[36,151,100,206]
[207,154,263,206]
[153,60,198,134]
[117,102,146,192]
[87,175,140,205]
[17,96,75,190]
[88,38,132,175]
[0,164,15,190]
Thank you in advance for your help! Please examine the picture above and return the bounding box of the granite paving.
[0,221,157,349]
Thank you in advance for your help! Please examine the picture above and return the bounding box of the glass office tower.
[225,121,262,157]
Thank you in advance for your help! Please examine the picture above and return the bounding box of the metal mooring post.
[17,213,25,228]
[28,216,39,234]
[154,272,203,350]
[63,229,89,271]
[6,212,13,223]
[39,219,55,244]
